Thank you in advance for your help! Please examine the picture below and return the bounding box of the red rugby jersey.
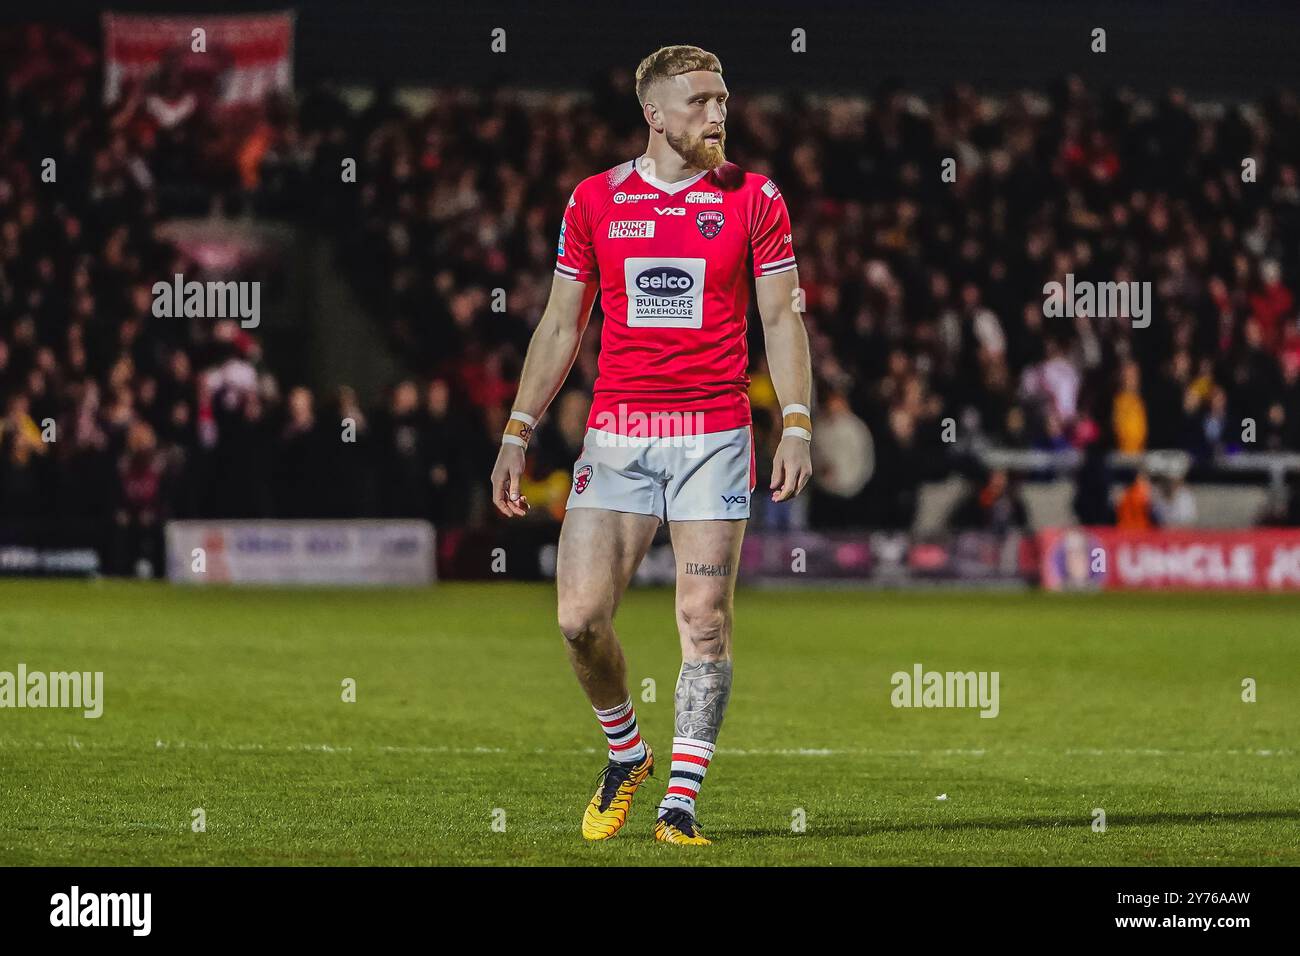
[555,158,796,436]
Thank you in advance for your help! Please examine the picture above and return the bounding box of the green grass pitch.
[0,580,1296,866]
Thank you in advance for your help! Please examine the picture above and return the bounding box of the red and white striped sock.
[658,736,715,818]
[594,698,647,763]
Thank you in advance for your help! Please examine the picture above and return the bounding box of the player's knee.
[557,604,610,644]
[679,599,730,655]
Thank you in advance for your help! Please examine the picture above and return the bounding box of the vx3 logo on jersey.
[720,494,748,505]
[655,207,686,216]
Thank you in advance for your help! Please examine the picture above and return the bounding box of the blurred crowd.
[0,27,486,573]
[6,26,1300,574]
[310,68,1300,530]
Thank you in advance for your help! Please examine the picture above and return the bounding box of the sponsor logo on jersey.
[696,210,725,239]
[635,266,694,295]
[685,191,724,203]
[654,206,686,216]
[567,192,576,208]
[609,220,655,239]
[557,220,566,256]
[613,191,659,204]
[574,464,593,495]
[761,180,781,199]
[721,494,748,505]
[624,257,706,329]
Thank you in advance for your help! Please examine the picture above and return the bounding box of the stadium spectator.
[1152,474,1198,527]
[112,418,166,575]
[1073,439,1116,525]
[1112,361,1149,454]
[949,466,1030,532]
[372,379,429,519]
[807,391,873,528]
[1116,472,1155,529]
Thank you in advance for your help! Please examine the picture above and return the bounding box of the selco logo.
[613,191,659,204]
[635,266,695,297]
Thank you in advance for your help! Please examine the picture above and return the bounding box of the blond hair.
[635,45,723,105]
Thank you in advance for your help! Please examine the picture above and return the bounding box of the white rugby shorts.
[564,426,756,522]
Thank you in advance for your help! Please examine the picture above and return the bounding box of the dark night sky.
[9,0,1300,98]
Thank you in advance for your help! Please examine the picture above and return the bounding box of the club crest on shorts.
[574,464,593,494]
[696,210,724,239]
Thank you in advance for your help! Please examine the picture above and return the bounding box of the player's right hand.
[490,444,530,517]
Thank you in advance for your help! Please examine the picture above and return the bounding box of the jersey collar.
[634,157,710,196]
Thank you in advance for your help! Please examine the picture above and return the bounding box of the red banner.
[1038,527,1300,591]
[102,11,294,105]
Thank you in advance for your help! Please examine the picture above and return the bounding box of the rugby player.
[489,44,812,845]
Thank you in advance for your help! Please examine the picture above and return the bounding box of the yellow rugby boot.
[581,746,654,840]
[654,807,711,845]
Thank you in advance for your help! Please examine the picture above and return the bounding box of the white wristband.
[503,410,538,448]
[781,403,812,441]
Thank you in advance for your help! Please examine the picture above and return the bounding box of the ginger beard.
[666,125,726,170]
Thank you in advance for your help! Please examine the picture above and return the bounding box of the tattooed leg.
[662,519,745,820]
[683,562,731,577]
[673,660,733,742]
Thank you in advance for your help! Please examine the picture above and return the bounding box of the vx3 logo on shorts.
[720,494,748,505]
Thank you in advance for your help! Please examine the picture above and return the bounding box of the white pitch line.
[0,739,1292,758]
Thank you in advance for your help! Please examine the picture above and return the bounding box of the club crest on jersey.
[574,464,593,495]
[696,210,725,239]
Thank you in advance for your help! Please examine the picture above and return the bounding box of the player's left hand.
[770,436,812,503]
